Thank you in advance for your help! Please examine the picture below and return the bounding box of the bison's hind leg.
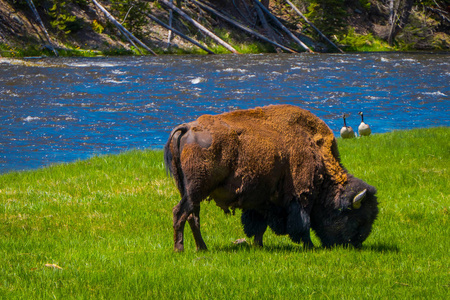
[173,195,196,252]
[173,195,208,252]
[241,210,268,247]
[287,201,314,249]
[187,205,207,251]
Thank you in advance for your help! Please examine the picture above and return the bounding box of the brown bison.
[164,105,378,251]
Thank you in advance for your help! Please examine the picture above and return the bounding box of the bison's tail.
[164,124,190,195]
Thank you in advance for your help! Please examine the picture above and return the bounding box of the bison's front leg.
[287,201,314,249]
[173,195,194,252]
[187,205,207,251]
[241,210,268,247]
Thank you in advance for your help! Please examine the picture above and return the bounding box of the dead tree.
[192,0,297,53]
[285,0,343,53]
[143,11,215,54]
[388,0,414,45]
[25,0,58,56]
[253,0,313,53]
[160,0,240,54]
[92,0,156,55]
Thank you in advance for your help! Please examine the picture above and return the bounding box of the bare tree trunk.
[253,0,314,53]
[285,0,343,53]
[388,0,396,45]
[144,11,215,54]
[92,0,156,55]
[192,0,297,53]
[160,0,240,54]
[388,0,414,46]
[167,0,174,46]
[389,0,395,26]
[25,0,58,56]
[254,1,275,40]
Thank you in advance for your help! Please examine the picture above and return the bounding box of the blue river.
[0,52,449,173]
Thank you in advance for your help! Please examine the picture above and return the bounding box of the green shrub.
[338,27,393,51]
[91,19,104,34]
[48,1,83,34]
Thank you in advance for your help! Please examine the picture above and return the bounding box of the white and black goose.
[358,111,371,136]
[340,114,355,139]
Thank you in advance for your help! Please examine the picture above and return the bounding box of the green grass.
[1,127,449,298]
[338,28,395,52]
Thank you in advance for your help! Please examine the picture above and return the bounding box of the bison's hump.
[193,105,347,185]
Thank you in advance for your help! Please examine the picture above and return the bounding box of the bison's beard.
[311,178,379,248]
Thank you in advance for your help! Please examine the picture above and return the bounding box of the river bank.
[1,0,449,57]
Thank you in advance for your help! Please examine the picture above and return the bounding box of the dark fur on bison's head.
[310,175,378,248]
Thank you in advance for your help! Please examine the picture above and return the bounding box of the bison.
[164,105,378,251]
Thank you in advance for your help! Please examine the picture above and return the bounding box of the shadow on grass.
[214,242,312,253]
[363,243,400,253]
[212,241,399,253]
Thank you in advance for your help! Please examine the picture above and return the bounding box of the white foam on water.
[101,78,130,84]
[222,68,247,73]
[66,62,121,68]
[422,91,447,97]
[23,116,41,122]
[190,77,205,84]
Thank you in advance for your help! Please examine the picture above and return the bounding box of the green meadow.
[1,127,448,299]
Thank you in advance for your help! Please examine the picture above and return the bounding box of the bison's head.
[312,175,379,248]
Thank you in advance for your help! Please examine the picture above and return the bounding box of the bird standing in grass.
[358,111,371,136]
[340,114,355,139]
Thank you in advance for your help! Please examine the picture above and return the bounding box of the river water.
[0,52,449,173]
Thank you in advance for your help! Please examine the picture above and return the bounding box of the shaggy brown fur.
[165,105,378,251]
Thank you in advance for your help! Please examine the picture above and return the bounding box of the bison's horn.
[352,189,367,209]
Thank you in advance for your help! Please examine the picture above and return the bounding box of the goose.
[358,111,371,136]
[340,114,355,139]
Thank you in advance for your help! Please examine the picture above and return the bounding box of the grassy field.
[1,127,448,299]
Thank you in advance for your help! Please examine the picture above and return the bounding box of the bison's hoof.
[174,245,184,252]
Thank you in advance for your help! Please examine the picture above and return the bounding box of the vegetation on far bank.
[0,0,449,57]
[0,127,448,298]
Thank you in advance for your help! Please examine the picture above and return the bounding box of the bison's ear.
[352,189,367,209]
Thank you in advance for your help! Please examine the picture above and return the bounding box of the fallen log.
[117,26,142,54]
[160,0,240,54]
[92,0,156,55]
[253,0,313,53]
[253,1,276,41]
[285,0,343,53]
[25,0,58,56]
[192,0,297,53]
[143,11,215,54]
